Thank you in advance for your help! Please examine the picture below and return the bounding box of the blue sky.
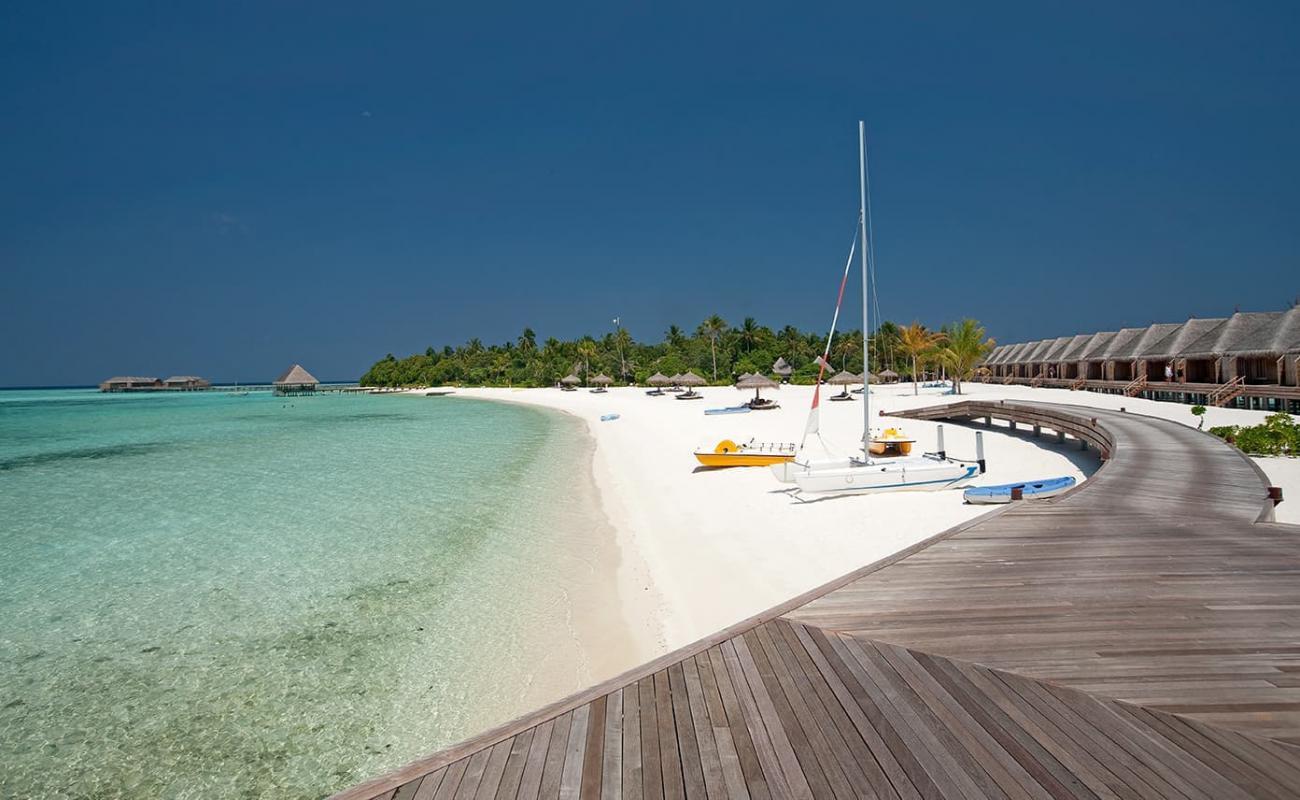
[2,2,1297,385]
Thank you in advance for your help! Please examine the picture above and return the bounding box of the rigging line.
[799,220,861,450]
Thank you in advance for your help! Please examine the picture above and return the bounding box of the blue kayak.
[600,413,620,422]
[704,405,751,416]
[963,476,1076,505]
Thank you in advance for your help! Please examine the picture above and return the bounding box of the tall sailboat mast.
[858,121,871,451]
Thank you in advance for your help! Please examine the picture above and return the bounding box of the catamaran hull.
[788,461,979,495]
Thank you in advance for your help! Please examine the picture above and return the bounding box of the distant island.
[360,316,994,388]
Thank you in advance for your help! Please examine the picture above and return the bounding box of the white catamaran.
[772,122,982,496]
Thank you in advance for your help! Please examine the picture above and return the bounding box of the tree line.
[360,316,995,394]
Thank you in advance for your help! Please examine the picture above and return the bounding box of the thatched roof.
[273,364,318,386]
[879,368,899,378]
[1106,323,1178,361]
[1181,311,1287,358]
[1018,339,1054,363]
[1271,306,1300,354]
[735,373,779,390]
[678,371,707,387]
[827,370,859,386]
[589,373,613,385]
[164,375,209,385]
[1139,318,1225,360]
[998,341,1032,364]
[103,376,158,384]
[1037,336,1073,363]
[1055,334,1094,363]
[862,372,877,384]
[736,372,753,381]
[646,372,672,386]
[772,357,793,376]
[1079,331,1117,361]
[560,374,581,385]
[1097,328,1147,361]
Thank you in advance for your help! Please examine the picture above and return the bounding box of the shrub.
[1207,412,1299,456]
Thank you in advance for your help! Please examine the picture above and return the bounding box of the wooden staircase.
[1123,374,1148,397]
[1208,375,1246,407]
[1070,376,1087,390]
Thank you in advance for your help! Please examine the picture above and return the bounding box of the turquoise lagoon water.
[0,389,630,799]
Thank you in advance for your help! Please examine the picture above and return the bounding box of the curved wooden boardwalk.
[337,402,1300,800]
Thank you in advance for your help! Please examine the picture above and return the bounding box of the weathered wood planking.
[337,404,1299,799]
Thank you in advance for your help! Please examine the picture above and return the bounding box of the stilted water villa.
[273,364,320,396]
[99,375,210,392]
[981,307,1300,411]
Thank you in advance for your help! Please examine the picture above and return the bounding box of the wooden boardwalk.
[336,402,1300,800]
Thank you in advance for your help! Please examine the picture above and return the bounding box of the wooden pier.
[336,401,1299,800]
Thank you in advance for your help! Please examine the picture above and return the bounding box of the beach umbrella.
[737,372,753,381]
[772,357,793,378]
[647,372,672,386]
[678,371,707,387]
[561,374,581,385]
[590,373,612,386]
[735,372,779,402]
[828,370,859,389]
[879,368,899,383]
[862,372,879,384]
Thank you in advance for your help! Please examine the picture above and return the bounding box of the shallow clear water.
[0,389,625,798]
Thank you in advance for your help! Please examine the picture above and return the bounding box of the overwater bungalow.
[980,306,1300,410]
[162,375,211,391]
[99,376,162,392]
[273,364,319,396]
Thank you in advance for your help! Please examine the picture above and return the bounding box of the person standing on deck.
[1165,363,1174,382]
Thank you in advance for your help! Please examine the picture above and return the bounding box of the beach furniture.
[963,476,1076,505]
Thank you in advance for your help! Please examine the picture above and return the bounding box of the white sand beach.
[407,380,1298,676]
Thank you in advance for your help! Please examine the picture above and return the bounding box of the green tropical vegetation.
[359,316,995,389]
[1209,412,1300,456]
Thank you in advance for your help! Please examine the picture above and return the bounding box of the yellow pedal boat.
[868,427,915,457]
[693,438,797,468]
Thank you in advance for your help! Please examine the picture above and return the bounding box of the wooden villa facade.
[981,307,1300,411]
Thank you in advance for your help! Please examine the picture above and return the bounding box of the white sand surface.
[420,382,1114,656]
[430,381,1299,658]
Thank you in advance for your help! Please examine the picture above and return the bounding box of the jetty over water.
[337,401,1299,800]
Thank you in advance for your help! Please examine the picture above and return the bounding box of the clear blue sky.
[3,2,1297,386]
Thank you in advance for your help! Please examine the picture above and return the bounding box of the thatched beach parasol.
[736,372,779,407]
[879,368,899,383]
[677,371,706,387]
[560,374,581,385]
[772,357,793,379]
[590,374,612,386]
[646,372,672,386]
[827,370,858,400]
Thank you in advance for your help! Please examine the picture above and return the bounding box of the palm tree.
[614,327,633,381]
[697,315,727,381]
[834,331,862,371]
[739,317,760,353]
[898,322,946,395]
[665,324,686,351]
[517,328,536,353]
[575,339,599,383]
[938,319,995,395]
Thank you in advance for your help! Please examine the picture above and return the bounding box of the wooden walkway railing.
[333,402,1298,800]
[1209,375,1247,407]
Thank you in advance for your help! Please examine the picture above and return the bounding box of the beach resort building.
[162,375,211,391]
[982,307,1300,411]
[98,376,163,392]
[273,364,320,396]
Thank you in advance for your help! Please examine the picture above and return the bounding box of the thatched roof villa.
[273,364,319,396]
[99,376,162,392]
[980,307,1300,410]
[162,376,211,391]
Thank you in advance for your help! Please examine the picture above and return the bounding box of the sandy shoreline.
[411,382,1300,667]
[393,384,1183,664]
